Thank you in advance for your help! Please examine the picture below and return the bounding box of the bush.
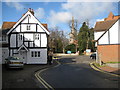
[65,44,76,53]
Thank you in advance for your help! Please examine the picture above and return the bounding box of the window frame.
[27,25,30,30]
[31,51,40,57]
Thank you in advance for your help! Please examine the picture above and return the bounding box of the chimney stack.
[28,8,34,15]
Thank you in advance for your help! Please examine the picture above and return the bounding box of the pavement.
[90,62,120,77]
[2,60,57,89]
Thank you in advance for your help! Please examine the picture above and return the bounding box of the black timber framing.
[21,23,38,24]
[20,23,21,32]
[9,47,47,49]
[8,34,11,56]
[11,32,46,34]
[39,34,41,47]
[16,34,18,48]
[108,30,110,44]
[8,15,29,34]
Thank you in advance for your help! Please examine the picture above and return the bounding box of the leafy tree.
[78,22,95,54]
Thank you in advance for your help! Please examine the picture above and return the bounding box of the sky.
[1,0,120,36]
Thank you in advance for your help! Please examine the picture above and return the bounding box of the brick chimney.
[28,8,34,15]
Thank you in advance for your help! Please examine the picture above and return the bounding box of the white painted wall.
[27,49,47,64]
[109,20,119,44]
[8,11,49,64]
[13,25,20,32]
[99,31,109,44]
[94,31,104,40]
[22,16,29,23]
[98,19,119,45]
[29,15,36,23]
[118,20,120,43]
[37,25,45,32]
[24,33,33,41]
[41,34,47,47]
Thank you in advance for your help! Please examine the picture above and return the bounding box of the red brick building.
[94,12,120,63]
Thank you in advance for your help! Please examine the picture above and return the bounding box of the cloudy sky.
[1,0,119,35]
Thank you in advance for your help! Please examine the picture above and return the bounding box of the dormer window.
[27,25,30,30]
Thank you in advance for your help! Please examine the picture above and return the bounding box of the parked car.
[5,56,24,69]
[90,53,96,59]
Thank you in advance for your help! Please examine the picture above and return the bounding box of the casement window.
[2,36,6,41]
[27,25,30,30]
[31,51,40,57]
[19,35,23,40]
[35,51,37,57]
[31,51,34,57]
[38,51,40,57]
[34,34,39,40]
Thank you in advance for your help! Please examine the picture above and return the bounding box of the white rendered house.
[94,12,120,63]
[1,8,50,64]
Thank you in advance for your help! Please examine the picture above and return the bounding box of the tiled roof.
[2,22,16,30]
[1,22,48,34]
[94,19,117,32]
[42,24,48,31]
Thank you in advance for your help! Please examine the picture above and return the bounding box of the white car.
[5,56,24,69]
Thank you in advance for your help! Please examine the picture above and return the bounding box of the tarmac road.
[37,55,119,88]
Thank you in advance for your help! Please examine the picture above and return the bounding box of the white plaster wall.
[10,34,16,47]
[37,25,45,32]
[94,31,104,40]
[22,16,28,23]
[13,25,20,32]
[29,15,36,23]
[35,39,40,47]
[109,20,119,44]
[41,34,47,47]
[24,34,33,41]
[2,48,9,64]
[99,31,109,44]
[118,20,120,43]
[27,49,47,64]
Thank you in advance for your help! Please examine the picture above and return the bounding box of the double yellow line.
[35,60,61,90]
[35,70,54,90]
[90,62,120,77]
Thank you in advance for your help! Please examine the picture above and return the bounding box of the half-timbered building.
[0,8,49,64]
[94,12,120,63]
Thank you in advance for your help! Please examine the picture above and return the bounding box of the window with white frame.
[31,51,40,57]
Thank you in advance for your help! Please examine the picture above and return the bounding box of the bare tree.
[48,27,69,53]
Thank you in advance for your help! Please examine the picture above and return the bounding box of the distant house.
[0,8,50,64]
[94,12,120,63]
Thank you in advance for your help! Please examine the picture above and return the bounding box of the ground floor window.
[31,51,40,57]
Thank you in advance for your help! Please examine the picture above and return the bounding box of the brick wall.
[97,44,120,63]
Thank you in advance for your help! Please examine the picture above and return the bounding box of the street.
[37,55,119,88]
[2,55,119,89]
